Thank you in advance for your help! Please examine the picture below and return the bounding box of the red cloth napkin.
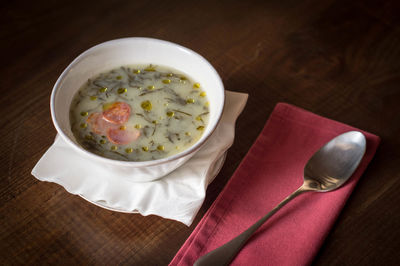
[170,103,380,266]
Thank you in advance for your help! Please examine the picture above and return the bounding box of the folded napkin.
[32,91,248,226]
[170,103,380,265]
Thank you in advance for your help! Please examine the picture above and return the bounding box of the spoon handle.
[194,186,308,266]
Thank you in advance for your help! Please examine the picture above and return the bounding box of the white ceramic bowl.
[50,37,225,182]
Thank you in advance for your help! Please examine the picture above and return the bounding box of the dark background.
[1,0,400,264]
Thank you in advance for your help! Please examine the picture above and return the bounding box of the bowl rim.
[50,37,225,168]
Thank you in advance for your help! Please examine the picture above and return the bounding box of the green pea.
[118,88,127,94]
[141,100,152,111]
[145,66,156,72]
[157,145,164,151]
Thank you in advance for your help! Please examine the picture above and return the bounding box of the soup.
[69,64,210,161]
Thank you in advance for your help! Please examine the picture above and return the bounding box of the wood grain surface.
[1,0,400,265]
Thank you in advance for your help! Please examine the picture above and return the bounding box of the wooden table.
[1,0,400,264]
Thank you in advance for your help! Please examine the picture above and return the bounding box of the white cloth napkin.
[32,91,248,226]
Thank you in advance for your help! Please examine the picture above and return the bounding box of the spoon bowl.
[194,131,367,266]
[304,131,366,192]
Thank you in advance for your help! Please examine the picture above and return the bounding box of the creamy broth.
[70,64,210,161]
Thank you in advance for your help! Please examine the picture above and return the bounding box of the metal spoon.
[194,131,366,266]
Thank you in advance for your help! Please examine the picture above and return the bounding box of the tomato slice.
[107,126,140,145]
[102,102,131,124]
